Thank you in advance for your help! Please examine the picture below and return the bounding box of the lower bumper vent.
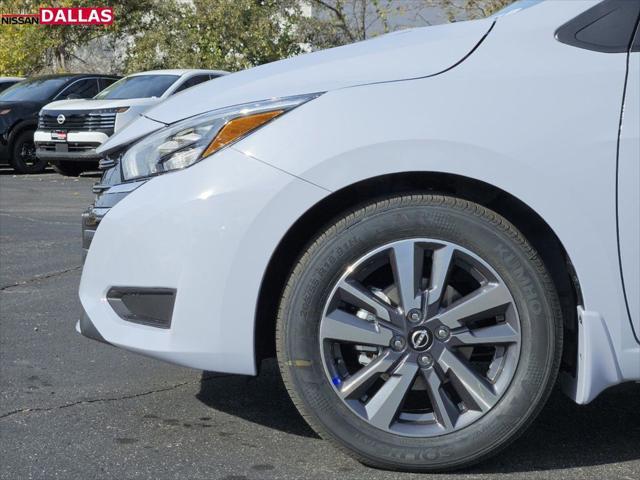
[107,287,176,329]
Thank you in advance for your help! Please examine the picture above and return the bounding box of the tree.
[299,0,419,49]
[440,0,513,21]
[0,0,56,76]
[300,0,514,50]
[0,0,515,76]
[123,0,305,73]
[0,0,156,75]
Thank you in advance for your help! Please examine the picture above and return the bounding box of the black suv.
[0,74,120,174]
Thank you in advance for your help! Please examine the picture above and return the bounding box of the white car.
[0,77,25,94]
[34,69,227,176]
[79,0,640,471]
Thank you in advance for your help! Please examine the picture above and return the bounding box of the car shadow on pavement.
[0,168,101,177]
[0,167,53,175]
[474,381,640,473]
[198,360,639,473]
[197,359,319,439]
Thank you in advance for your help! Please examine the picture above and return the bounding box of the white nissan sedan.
[79,0,640,471]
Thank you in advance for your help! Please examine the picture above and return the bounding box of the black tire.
[276,194,562,472]
[51,161,90,177]
[10,130,47,174]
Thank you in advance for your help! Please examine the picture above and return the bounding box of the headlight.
[119,93,321,181]
[92,107,130,114]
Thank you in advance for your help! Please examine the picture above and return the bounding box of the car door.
[556,0,640,343]
[617,26,640,340]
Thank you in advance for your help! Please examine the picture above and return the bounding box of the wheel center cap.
[409,328,432,351]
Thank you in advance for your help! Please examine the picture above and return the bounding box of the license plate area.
[51,130,67,141]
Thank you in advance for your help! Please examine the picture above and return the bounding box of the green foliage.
[0,0,156,75]
[123,0,304,73]
[0,0,515,76]
[0,0,54,76]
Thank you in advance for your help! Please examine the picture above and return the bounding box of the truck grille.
[38,112,116,133]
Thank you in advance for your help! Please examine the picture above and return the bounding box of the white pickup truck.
[35,69,226,176]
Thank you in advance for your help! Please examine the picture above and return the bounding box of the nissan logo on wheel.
[410,328,432,351]
[57,114,65,125]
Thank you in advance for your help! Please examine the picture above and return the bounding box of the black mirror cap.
[555,0,640,53]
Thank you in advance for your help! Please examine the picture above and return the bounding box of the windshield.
[94,75,180,100]
[0,77,69,102]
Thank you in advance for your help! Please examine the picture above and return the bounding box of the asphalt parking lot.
[0,171,639,480]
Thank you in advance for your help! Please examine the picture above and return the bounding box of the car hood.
[42,97,159,112]
[147,18,492,124]
[0,100,43,110]
[99,17,493,153]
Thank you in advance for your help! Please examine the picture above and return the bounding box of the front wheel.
[10,131,47,174]
[277,195,562,471]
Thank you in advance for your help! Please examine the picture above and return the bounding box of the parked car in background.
[0,77,25,94]
[79,0,639,472]
[35,69,227,176]
[0,74,119,174]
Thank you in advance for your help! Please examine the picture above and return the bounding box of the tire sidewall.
[278,196,561,470]
[11,131,46,174]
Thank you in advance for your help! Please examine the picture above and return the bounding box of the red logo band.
[39,7,113,25]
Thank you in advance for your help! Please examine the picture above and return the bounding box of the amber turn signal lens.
[202,110,284,158]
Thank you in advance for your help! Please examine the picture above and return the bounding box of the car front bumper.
[81,179,146,259]
[78,147,327,374]
[37,148,102,162]
[34,130,108,162]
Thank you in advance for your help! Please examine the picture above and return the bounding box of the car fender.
[6,118,37,151]
[236,1,639,386]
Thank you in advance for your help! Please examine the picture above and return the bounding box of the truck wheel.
[10,131,47,174]
[277,194,563,471]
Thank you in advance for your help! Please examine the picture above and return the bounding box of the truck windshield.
[0,77,69,102]
[94,75,179,100]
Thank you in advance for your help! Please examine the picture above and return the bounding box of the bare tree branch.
[311,0,357,42]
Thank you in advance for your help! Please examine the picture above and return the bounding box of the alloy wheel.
[319,238,521,437]
[20,141,38,166]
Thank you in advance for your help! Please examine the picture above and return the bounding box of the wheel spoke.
[427,244,455,316]
[320,237,522,437]
[337,279,398,324]
[320,309,393,347]
[422,368,459,431]
[339,349,400,399]
[389,241,423,313]
[449,323,519,347]
[364,360,418,430]
[432,282,512,329]
[437,348,497,412]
